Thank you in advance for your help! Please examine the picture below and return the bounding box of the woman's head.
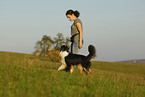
[66,9,80,21]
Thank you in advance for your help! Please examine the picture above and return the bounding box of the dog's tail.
[87,45,96,60]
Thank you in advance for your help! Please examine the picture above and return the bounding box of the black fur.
[60,45,96,73]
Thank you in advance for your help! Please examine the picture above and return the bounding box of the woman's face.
[66,14,74,21]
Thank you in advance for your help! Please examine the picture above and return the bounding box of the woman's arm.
[76,23,83,49]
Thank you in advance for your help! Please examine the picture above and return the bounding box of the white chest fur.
[60,51,69,65]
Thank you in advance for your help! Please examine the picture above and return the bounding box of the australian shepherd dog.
[58,45,96,74]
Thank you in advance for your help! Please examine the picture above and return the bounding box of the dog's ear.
[65,45,69,52]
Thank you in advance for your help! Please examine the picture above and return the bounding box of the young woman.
[66,9,83,54]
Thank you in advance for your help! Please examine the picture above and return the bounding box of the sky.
[0,0,145,62]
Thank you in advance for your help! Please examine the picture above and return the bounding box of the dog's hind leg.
[58,64,66,71]
[89,69,91,73]
[84,62,91,74]
[83,68,88,74]
[78,64,83,74]
[83,68,91,74]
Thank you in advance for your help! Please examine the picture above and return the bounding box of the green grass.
[0,51,145,97]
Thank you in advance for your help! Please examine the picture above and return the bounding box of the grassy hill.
[0,51,145,97]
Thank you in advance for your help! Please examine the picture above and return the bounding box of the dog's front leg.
[58,64,66,71]
[70,65,74,73]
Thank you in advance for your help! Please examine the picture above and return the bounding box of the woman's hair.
[66,9,80,18]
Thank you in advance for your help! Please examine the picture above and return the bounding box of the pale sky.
[0,0,145,62]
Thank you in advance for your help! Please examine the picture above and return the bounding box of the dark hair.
[66,9,80,18]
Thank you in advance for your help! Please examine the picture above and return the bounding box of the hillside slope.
[118,59,145,65]
[0,51,145,97]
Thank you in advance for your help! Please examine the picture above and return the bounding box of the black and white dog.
[58,45,96,74]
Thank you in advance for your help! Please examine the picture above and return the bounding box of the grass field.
[0,51,145,97]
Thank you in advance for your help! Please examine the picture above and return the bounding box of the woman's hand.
[79,41,83,49]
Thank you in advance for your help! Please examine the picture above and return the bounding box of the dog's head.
[60,45,69,58]
[60,45,69,52]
